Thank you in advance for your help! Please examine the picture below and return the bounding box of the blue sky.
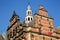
[0,0,60,34]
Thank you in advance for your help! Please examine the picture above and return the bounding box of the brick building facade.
[7,5,60,40]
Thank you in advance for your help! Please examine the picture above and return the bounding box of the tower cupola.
[25,4,33,25]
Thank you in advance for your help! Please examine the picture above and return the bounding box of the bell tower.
[25,3,33,25]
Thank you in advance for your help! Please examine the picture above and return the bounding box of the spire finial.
[27,2,31,10]
[28,2,30,5]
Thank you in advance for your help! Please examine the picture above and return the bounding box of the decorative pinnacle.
[39,4,44,9]
[13,10,16,16]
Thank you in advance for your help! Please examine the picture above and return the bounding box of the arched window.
[28,11,29,15]
[31,18,32,20]
[28,11,31,15]
[28,17,30,21]
[30,12,31,14]
[50,29,52,33]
